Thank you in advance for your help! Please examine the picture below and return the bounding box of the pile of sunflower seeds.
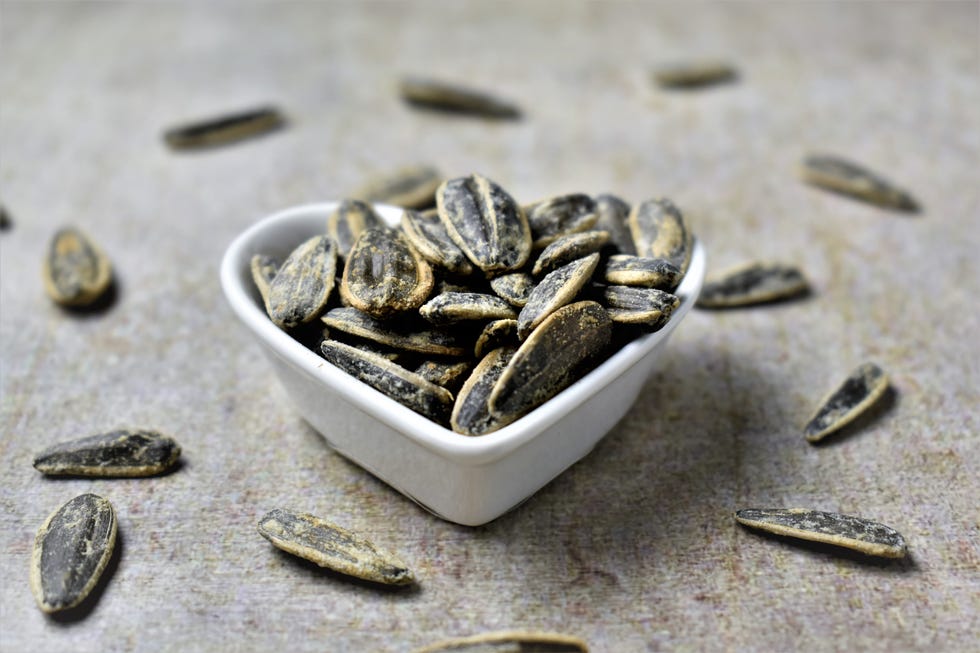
[252,173,695,435]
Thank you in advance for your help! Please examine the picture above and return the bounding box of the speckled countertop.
[1,2,978,651]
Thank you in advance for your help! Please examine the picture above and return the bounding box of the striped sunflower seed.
[320,339,453,422]
[399,77,521,119]
[474,319,518,359]
[653,61,737,89]
[402,208,474,276]
[420,292,517,326]
[163,106,284,149]
[351,165,442,209]
[33,429,181,477]
[696,261,808,308]
[258,508,414,585]
[340,227,434,318]
[326,199,385,259]
[267,235,338,328]
[250,254,279,310]
[31,494,117,613]
[489,272,535,308]
[628,198,693,275]
[43,226,113,307]
[602,286,679,329]
[804,362,889,442]
[436,174,531,274]
[800,155,918,211]
[593,194,635,255]
[451,347,519,436]
[525,194,599,248]
[322,306,469,356]
[414,630,588,653]
[531,230,610,277]
[517,253,600,339]
[602,254,682,291]
[490,301,612,421]
[414,359,474,392]
[735,508,907,558]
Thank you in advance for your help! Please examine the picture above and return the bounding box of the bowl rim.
[220,201,705,466]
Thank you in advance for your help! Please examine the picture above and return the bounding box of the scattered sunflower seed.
[653,61,737,89]
[33,429,181,477]
[593,194,635,255]
[489,272,535,308]
[735,508,907,558]
[525,194,599,248]
[696,261,808,308]
[402,208,474,276]
[420,292,517,326]
[414,630,588,653]
[30,494,117,613]
[532,230,609,277]
[42,226,113,307]
[322,306,469,356]
[250,254,279,310]
[414,359,474,392]
[326,200,385,258]
[320,339,453,422]
[804,362,889,442]
[602,254,682,291]
[258,508,414,585]
[163,106,284,149]
[474,319,518,359]
[602,286,679,329]
[399,76,521,119]
[0,202,11,230]
[518,253,600,339]
[800,154,918,211]
[629,198,693,275]
[267,235,338,328]
[452,347,519,436]
[490,301,612,421]
[351,165,443,209]
[436,174,531,274]
[340,227,434,318]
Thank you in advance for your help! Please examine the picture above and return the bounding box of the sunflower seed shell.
[594,194,635,255]
[602,286,679,329]
[163,106,284,149]
[452,347,519,436]
[34,429,181,477]
[628,198,693,275]
[267,235,338,328]
[402,208,474,275]
[800,155,918,211]
[399,77,521,119]
[326,200,386,258]
[414,360,474,392]
[414,631,589,653]
[322,306,469,356]
[250,254,279,309]
[532,230,610,277]
[518,253,600,339]
[474,319,519,359]
[489,272,535,308]
[735,508,907,558]
[696,261,808,308]
[804,362,889,442]
[653,61,737,89]
[351,165,442,209]
[340,227,434,318]
[43,227,113,307]
[420,292,517,326]
[525,194,599,248]
[602,254,682,291]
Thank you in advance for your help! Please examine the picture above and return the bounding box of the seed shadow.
[56,277,120,316]
[270,547,422,597]
[48,528,123,624]
[808,385,899,447]
[735,525,919,573]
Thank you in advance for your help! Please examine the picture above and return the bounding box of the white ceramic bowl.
[220,202,705,526]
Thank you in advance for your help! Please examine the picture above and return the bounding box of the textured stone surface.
[0,2,977,651]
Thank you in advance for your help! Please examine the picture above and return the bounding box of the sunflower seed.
[267,235,338,328]
[490,301,611,421]
[420,292,516,326]
[0,202,11,230]
[532,230,609,277]
[525,194,598,248]
[322,306,469,356]
[414,631,589,653]
[351,165,443,209]
[163,106,284,149]
[436,174,531,274]
[735,508,907,558]
[696,261,808,308]
[402,208,474,275]
[258,508,414,585]
[30,494,117,613]
[320,339,453,422]
[43,226,113,307]
[326,200,385,258]
[452,347,519,436]
[653,61,737,89]
[250,254,279,309]
[518,253,600,339]
[628,198,693,275]
[399,77,521,119]
[602,286,679,329]
[340,227,434,318]
[602,254,682,291]
[414,360,474,392]
[33,429,181,477]
[804,362,889,442]
[324,329,402,361]
[474,319,518,359]
[800,155,918,211]
[489,272,535,308]
[593,194,635,255]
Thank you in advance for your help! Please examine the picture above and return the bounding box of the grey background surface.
[1,1,978,651]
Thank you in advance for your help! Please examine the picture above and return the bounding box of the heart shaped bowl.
[221,202,705,526]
